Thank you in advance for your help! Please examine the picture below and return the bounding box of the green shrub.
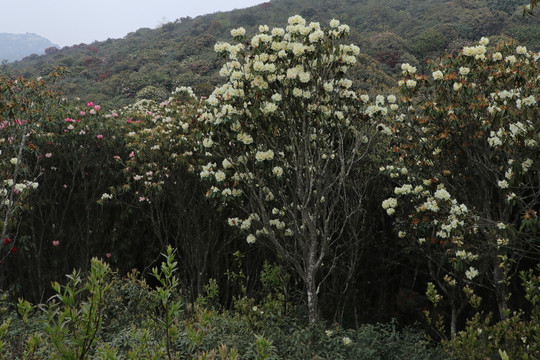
[444,266,540,360]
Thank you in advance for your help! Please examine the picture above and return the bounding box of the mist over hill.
[1,0,538,108]
[0,32,58,63]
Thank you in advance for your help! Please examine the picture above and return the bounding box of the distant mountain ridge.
[0,33,58,63]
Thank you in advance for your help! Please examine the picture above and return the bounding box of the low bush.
[0,249,445,359]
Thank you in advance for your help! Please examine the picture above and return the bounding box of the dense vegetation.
[1,0,539,108]
[0,4,539,360]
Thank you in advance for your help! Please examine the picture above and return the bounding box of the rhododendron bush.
[108,91,239,296]
[382,38,539,336]
[0,77,49,263]
[196,16,392,323]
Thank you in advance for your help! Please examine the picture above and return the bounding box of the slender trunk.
[450,298,466,338]
[306,269,319,324]
[493,254,509,320]
[305,237,321,324]
[450,301,458,338]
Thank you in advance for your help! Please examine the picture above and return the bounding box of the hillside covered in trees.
[1,0,538,108]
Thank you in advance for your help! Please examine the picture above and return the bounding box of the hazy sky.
[0,0,268,47]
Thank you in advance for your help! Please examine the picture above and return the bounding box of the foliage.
[151,245,183,359]
[43,258,111,359]
[444,265,540,359]
[0,255,446,359]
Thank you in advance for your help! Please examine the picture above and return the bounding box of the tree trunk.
[450,299,466,338]
[306,268,319,324]
[450,304,457,338]
[492,254,509,320]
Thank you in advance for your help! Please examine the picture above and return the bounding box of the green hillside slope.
[1,0,538,108]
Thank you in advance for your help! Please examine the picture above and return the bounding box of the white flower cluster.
[465,267,479,280]
[418,198,439,212]
[437,214,465,239]
[1,180,39,202]
[497,179,509,189]
[432,70,444,80]
[394,184,413,195]
[269,218,286,230]
[450,203,468,216]
[230,27,246,37]
[462,44,487,60]
[199,162,217,179]
[434,188,451,201]
[230,213,260,229]
[100,193,113,200]
[488,128,504,147]
[237,132,254,145]
[401,63,417,75]
[272,166,283,177]
[382,197,398,215]
[456,250,478,261]
[380,164,408,178]
[172,86,196,98]
[459,67,470,76]
[255,150,275,162]
[221,187,243,197]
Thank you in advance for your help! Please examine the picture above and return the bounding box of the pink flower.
[96,134,104,139]
[52,240,60,246]
[129,151,135,158]
[106,253,112,258]
[80,111,86,116]
[45,153,52,158]
[94,105,101,111]
[89,109,96,115]
[113,155,120,160]
[87,102,94,107]
[64,118,72,122]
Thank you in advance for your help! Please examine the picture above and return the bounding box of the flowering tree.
[197,16,390,323]
[0,77,45,266]
[110,90,240,297]
[382,39,539,336]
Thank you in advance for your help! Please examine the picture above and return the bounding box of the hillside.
[1,0,538,108]
[0,32,58,63]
